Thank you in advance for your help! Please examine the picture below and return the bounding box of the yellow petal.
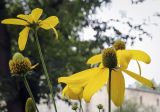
[30,8,43,22]
[83,68,108,102]
[117,50,132,69]
[108,70,125,106]
[136,61,141,75]
[18,27,30,51]
[31,63,39,69]
[58,68,100,87]
[127,50,151,64]
[62,85,82,100]
[87,54,102,65]
[52,27,58,39]
[17,14,33,23]
[121,69,155,88]
[39,16,59,30]
[98,63,104,68]
[1,19,28,25]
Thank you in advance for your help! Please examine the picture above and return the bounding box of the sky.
[80,0,160,87]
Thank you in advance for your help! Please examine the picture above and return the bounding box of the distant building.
[38,87,160,112]
[85,87,160,112]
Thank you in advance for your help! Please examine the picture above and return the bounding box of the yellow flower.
[1,8,59,51]
[9,52,38,75]
[87,40,151,69]
[58,48,154,106]
[62,85,83,100]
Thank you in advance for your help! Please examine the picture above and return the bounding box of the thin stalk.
[108,69,112,112]
[119,106,122,112]
[34,29,57,112]
[79,100,84,112]
[23,76,39,112]
[98,109,101,112]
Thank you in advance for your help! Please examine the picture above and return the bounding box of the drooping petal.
[62,85,83,100]
[58,68,100,87]
[31,63,39,69]
[18,27,30,51]
[87,54,102,65]
[121,69,155,88]
[52,27,58,39]
[117,50,132,69]
[108,70,125,106]
[17,14,33,23]
[83,68,109,102]
[39,16,59,30]
[30,8,43,22]
[127,50,151,64]
[1,19,29,25]
[136,60,141,75]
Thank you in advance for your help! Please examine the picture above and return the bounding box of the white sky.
[80,0,160,86]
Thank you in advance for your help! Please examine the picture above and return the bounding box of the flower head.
[1,8,59,51]
[113,40,126,50]
[102,48,117,68]
[25,97,36,112]
[58,48,154,106]
[9,52,38,75]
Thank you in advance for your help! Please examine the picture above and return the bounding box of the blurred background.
[0,0,160,112]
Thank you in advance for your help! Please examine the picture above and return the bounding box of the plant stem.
[79,100,84,112]
[119,106,122,112]
[23,76,39,112]
[34,29,57,112]
[98,109,100,112]
[108,69,112,112]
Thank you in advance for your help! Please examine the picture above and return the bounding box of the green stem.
[23,76,39,112]
[34,29,57,112]
[108,69,112,112]
[119,106,122,112]
[79,100,84,112]
[98,109,101,112]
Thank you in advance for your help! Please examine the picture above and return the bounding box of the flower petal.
[127,50,151,64]
[87,54,102,65]
[117,50,132,69]
[121,69,155,88]
[18,27,30,51]
[62,85,83,100]
[52,27,58,39]
[30,8,43,22]
[31,63,39,69]
[39,16,59,30]
[17,14,33,23]
[1,19,28,25]
[136,61,141,75]
[108,70,125,106]
[83,68,108,102]
[58,68,100,87]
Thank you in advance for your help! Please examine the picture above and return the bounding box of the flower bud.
[72,103,78,111]
[97,104,103,110]
[113,40,126,50]
[25,98,36,112]
[9,52,34,75]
